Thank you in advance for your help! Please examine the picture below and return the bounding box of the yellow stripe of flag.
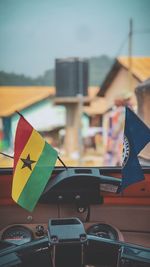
[12,130,45,201]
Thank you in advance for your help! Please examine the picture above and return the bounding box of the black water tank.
[55,58,88,97]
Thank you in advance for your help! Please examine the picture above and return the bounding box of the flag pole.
[0,152,14,159]
[0,152,68,169]
[57,155,68,169]
[16,110,24,117]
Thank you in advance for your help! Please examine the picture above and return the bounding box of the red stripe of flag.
[14,116,33,169]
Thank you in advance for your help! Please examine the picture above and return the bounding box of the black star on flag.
[21,154,36,170]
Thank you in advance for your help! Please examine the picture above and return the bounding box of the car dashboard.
[0,167,150,267]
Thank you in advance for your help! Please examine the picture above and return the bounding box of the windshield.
[0,0,150,168]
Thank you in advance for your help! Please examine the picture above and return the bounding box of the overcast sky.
[0,0,150,77]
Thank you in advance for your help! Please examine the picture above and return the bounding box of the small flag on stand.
[12,114,58,212]
[120,107,150,192]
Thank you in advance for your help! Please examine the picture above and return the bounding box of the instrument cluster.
[86,223,120,240]
[1,225,33,245]
[0,222,123,245]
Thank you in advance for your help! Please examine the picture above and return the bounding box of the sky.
[0,0,150,77]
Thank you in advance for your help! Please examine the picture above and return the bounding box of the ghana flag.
[12,115,58,212]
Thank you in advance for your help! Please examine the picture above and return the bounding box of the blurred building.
[96,57,150,165]
[98,57,150,109]
[135,79,150,165]
[0,85,97,155]
[1,57,149,166]
[0,86,61,151]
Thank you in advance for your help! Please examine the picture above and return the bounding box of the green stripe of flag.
[17,142,58,211]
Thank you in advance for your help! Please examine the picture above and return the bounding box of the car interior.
[0,166,150,267]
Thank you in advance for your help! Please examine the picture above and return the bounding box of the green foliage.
[89,55,114,86]
[0,55,114,86]
[34,69,54,86]
[0,71,35,85]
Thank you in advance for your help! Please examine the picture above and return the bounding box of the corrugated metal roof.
[118,57,150,81]
[0,86,100,117]
[98,57,150,96]
[0,86,55,117]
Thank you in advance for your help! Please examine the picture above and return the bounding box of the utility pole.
[128,18,133,92]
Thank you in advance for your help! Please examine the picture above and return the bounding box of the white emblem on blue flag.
[122,135,130,167]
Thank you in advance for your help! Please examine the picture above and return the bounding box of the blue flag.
[120,107,150,192]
